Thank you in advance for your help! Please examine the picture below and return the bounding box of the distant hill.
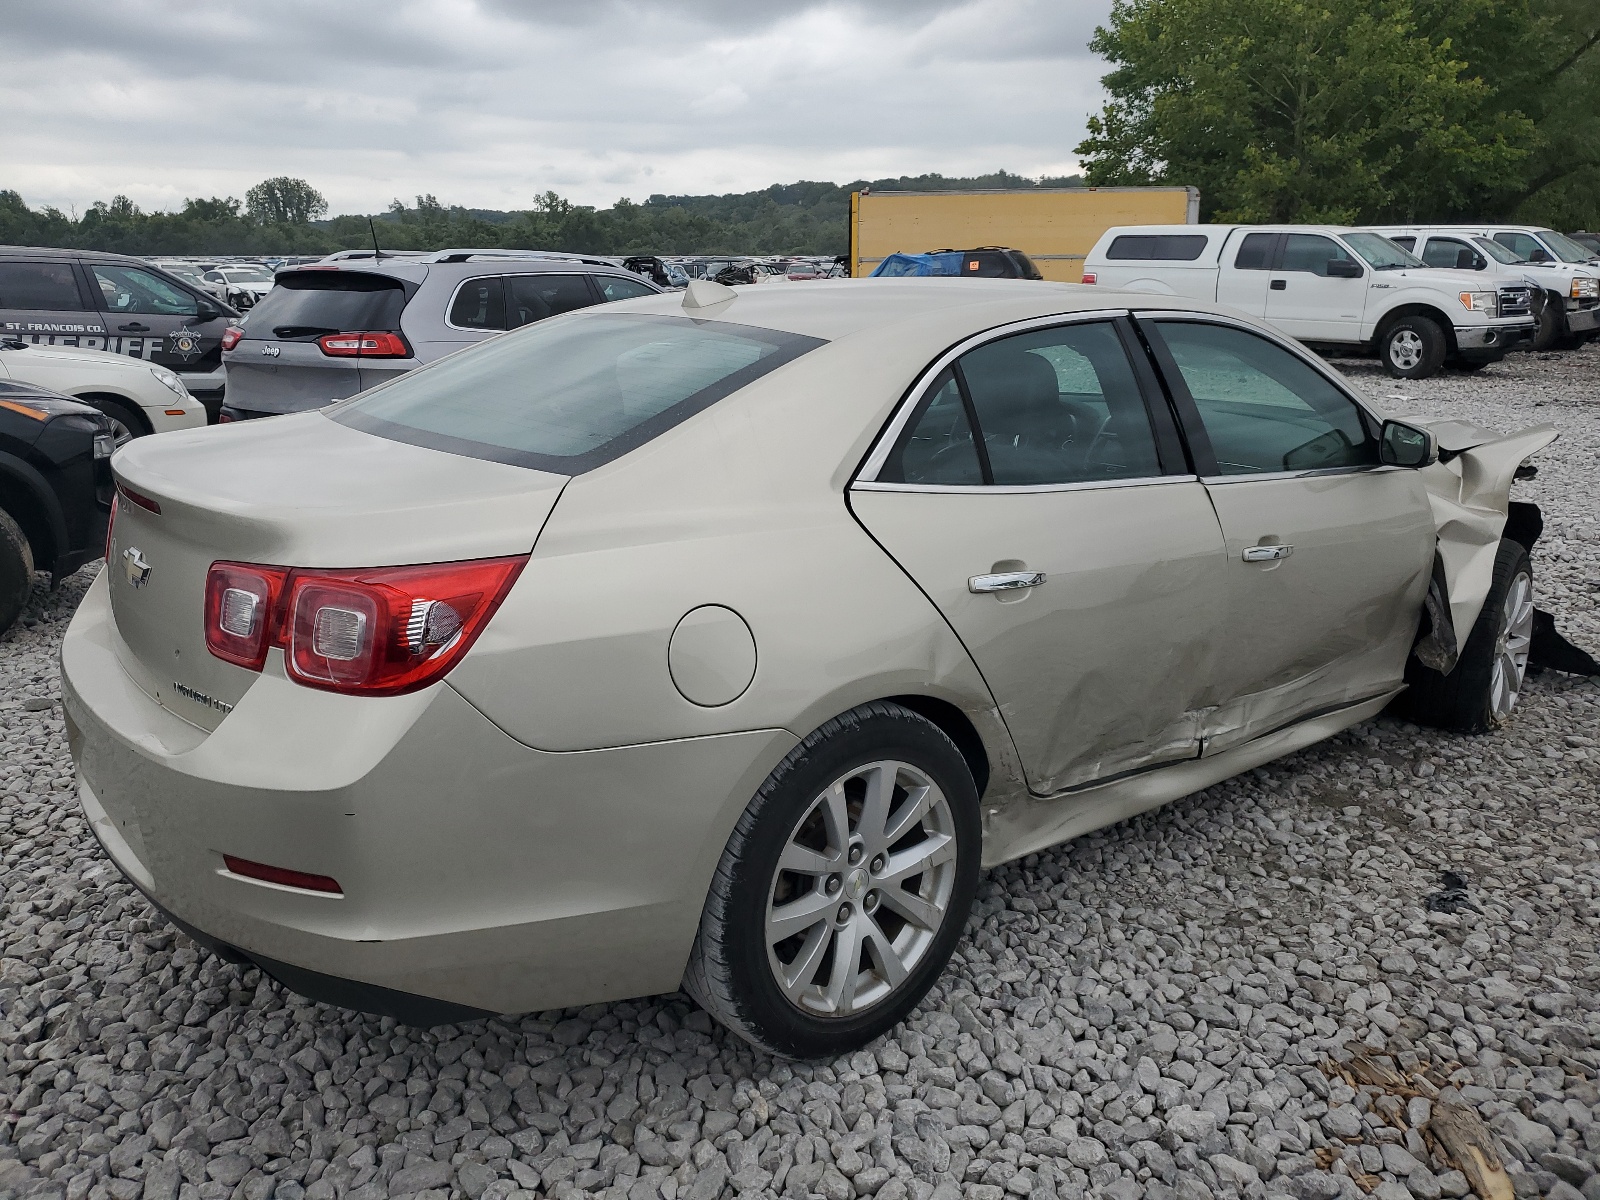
[0,171,1084,257]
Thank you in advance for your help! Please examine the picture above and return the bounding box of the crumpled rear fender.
[1402,418,1558,637]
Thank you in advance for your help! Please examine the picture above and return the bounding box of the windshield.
[1472,237,1524,265]
[222,267,274,283]
[331,312,825,474]
[1345,232,1423,270]
[1539,230,1598,263]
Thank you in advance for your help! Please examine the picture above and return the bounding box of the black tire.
[78,395,147,445]
[1393,538,1533,733]
[0,508,35,638]
[684,701,981,1058]
[1531,294,1564,351]
[1380,316,1447,379]
[1449,360,1492,373]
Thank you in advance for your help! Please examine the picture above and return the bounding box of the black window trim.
[853,308,1196,494]
[328,312,826,476]
[1131,311,1392,484]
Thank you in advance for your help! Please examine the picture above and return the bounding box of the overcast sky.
[1,0,1114,217]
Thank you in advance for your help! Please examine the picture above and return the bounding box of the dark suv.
[0,247,240,418]
[220,250,664,419]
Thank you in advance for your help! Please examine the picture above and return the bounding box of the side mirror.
[1326,258,1364,278]
[1529,249,1553,263]
[194,300,221,322]
[1380,420,1438,468]
[1454,248,1481,270]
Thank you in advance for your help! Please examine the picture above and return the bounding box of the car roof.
[592,277,1229,342]
[0,244,167,267]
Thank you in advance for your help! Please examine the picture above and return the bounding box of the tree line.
[0,172,1082,259]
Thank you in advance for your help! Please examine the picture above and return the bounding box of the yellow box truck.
[849,186,1199,282]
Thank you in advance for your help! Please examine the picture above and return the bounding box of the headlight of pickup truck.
[149,366,188,397]
[1571,277,1599,300]
[1458,291,1497,312]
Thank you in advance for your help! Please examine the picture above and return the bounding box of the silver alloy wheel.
[1489,570,1535,721]
[104,414,136,447]
[1389,330,1425,371]
[765,759,957,1018]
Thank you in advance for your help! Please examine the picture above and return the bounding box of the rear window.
[244,271,408,340]
[330,312,825,474]
[1105,234,1209,261]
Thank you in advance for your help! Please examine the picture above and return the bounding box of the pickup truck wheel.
[1381,317,1446,379]
[0,507,36,638]
[1531,295,1564,351]
[1394,538,1533,734]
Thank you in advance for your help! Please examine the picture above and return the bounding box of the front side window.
[88,265,199,316]
[332,313,824,474]
[1233,233,1278,270]
[879,321,1162,487]
[1495,232,1546,261]
[1281,234,1359,276]
[448,276,506,330]
[1421,238,1480,270]
[594,274,658,302]
[1152,321,1379,475]
[508,274,595,327]
[0,261,85,310]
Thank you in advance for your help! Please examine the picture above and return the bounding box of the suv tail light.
[220,326,244,351]
[204,556,526,695]
[1080,272,1097,285]
[317,331,410,358]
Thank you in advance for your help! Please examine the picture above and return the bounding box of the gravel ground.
[2,346,1599,1200]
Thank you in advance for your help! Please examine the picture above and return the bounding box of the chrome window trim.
[854,307,1135,484]
[853,474,1200,496]
[443,273,512,334]
[1200,464,1404,486]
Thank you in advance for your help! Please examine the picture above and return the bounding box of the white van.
[1082,225,1538,378]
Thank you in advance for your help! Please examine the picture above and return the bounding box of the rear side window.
[1233,233,1278,271]
[1105,235,1209,261]
[448,276,506,330]
[594,274,658,301]
[508,275,595,327]
[1388,236,1417,252]
[963,253,1014,277]
[332,313,825,474]
[245,272,407,339]
[0,261,85,310]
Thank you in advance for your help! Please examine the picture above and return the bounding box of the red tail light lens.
[220,326,244,351]
[222,854,342,894]
[104,494,117,563]
[204,556,526,695]
[1080,272,1097,285]
[205,563,289,670]
[316,331,409,358]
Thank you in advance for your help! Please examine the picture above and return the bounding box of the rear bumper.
[62,571,793,1019]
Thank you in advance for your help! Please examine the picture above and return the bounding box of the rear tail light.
[116,483,162,515]
[316,331,409,358]
[218,411,234,423]
[222,854,342,895]
[1081,273,1097,285]
[220,327,244,351]
[104,494,117,562]
[204,556,527,695]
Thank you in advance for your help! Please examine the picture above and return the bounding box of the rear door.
[1264,233,1367,341]
[1139,314,1434,752]
[82,261,228,374]
[1215,232,1278,318]
[224,271,411,414]
[850,314,1230,796]
[0,258,108,350]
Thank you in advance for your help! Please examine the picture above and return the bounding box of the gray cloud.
[0,0,1114,215]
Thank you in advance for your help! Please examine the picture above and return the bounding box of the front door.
[850,315,1229,795]
[82,260,228,376]
[1264,233,1367,341]
[1139,315,1435,753]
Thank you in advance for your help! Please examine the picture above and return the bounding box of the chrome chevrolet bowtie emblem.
[123,546,151,589]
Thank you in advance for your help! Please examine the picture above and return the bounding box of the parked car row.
[1080,223,1600,378]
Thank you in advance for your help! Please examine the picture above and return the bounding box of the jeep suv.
[220,250,664,419]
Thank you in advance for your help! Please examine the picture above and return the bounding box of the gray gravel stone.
[3,350,1599,1200]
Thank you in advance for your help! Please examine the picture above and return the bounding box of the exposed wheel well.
[0,478,54,570]
[883,694,991,798]
[1374,306,1457,355]
[74,392,152,435]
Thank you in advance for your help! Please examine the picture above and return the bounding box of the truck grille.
[1498,286,1533,319]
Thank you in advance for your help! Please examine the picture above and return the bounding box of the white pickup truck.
[1081,225,1538,378]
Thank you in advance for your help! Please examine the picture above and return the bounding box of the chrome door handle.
[969,571,1046,593]
[1242,544,1293,562]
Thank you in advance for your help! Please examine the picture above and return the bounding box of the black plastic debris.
[1425,870,1478,914]
[1529,608,1600,676]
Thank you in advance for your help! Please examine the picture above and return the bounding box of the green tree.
[1075,0,1537,223]
[245,176,328,225]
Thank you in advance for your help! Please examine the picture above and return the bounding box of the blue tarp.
[870,252,965,278]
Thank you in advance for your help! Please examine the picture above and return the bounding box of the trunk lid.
[107,412,566,730]
[223,337,368,413]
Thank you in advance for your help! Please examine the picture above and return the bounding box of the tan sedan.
[63,278,1553,1057]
